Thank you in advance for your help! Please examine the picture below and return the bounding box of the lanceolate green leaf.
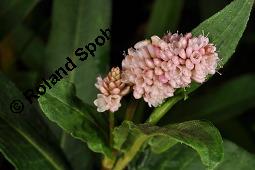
[38,80,112,158]
[147,0,184,36]
[46,0,111,105]
[113,120,223,170]
[0,73,70,170]
[130,140,255,170]
[0,0,38,40]
[147,0,254,124]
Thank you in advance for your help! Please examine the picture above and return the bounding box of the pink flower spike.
[117,31,219,107]
[94,67,131,112]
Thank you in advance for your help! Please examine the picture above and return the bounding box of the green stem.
[102,112,116,170]
[109,112,115,147]
[102,156,116,170]
[146,94,183,124]
[113,135,147,170]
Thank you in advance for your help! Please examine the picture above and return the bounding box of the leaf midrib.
[0,116,65,170]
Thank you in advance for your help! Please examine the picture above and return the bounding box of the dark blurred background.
[0,0,254,169]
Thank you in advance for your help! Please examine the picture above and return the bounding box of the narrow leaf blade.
[0,73,71,170]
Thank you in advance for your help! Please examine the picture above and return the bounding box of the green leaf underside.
[46,0,111,105]
[39,80,112,158]
[147,0,183,36]
[0,73,70,170]
[148,0,254,124]
[113,120,223,169]
[167,75,255,123]
[130,140,255,170]
[0,0,38,40]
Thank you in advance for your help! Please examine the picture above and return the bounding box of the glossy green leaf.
[113,120,223,169]
[163,74,255,123]
[130,140,255,170]
[0,0,38,40]
[46,0,111,105]
[147,0,254,124]
[38,80,112,158]
[0,73,70,170]
[147,0,184,36]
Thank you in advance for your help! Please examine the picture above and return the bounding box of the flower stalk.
[146,94,183,124]
[109,111,115,147]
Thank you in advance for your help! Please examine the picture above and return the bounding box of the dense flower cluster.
[94,67,130,112]
[95,32,219,112]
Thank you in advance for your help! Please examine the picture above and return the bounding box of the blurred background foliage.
[0,0,254,169]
